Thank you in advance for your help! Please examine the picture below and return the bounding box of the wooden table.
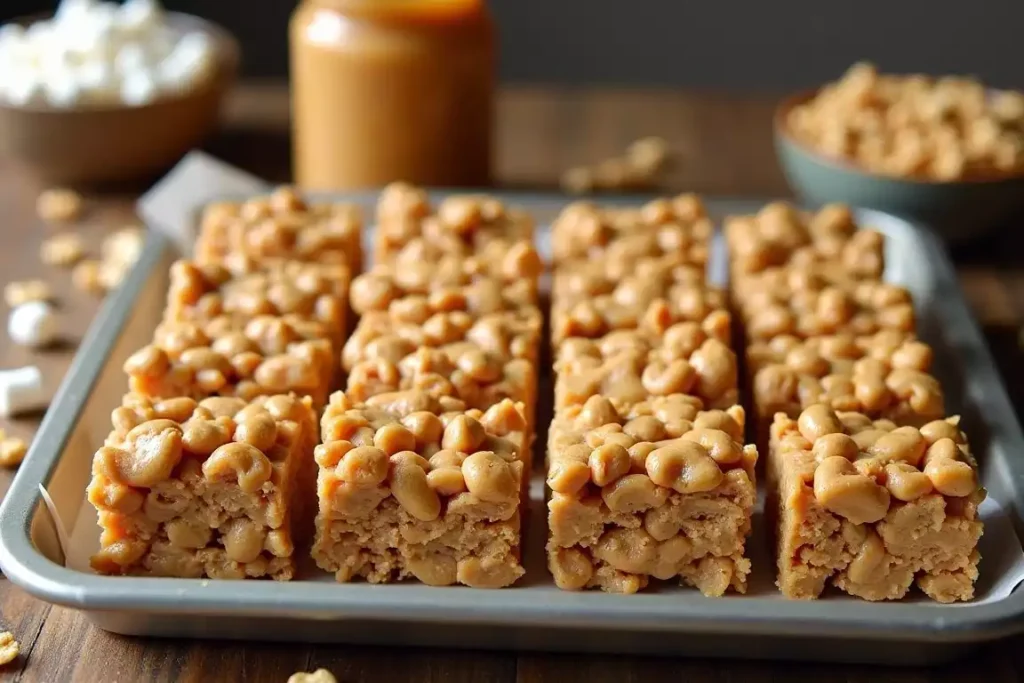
[2,84,1023,683]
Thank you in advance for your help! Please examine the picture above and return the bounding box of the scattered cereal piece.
[287,670,338,683]
[8,300,60,349]
[561,137,673,194]
[626,136,670,175]
[102,227,144,266]
[0,366,48,418]
[4,279,52,307]
[560,166,594,194]
[40,233,85,267]
[0,631,18,666]
[36,188,83,223]
[72,259,106,295]
[0,438,27,469]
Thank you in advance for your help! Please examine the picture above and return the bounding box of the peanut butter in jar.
[290,0,495,190]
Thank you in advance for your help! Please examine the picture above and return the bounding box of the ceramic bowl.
[774,89,1024,242]
[0,13,240,187]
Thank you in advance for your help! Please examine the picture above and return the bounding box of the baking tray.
[2,190,1023,666]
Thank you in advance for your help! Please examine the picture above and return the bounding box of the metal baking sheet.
[1,192,1023,666]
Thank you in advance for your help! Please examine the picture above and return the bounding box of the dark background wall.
[4,0,1022,90]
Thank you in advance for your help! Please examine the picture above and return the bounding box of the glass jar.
[290,0,495,190]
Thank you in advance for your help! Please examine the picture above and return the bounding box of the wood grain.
[1,84,1022,683]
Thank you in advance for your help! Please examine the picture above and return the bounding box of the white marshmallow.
[0,0,216,109]
[8,300,60,349]
[0,366,49,418]
[120,67,156,105]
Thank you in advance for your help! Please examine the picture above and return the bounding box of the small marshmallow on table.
[0,366,49,418]
[8,300,60,349]
[0,0,217,108]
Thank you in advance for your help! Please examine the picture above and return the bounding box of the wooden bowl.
[0,13,240,188]
[774,89,1024,243]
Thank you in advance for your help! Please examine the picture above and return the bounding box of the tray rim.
[1,192,1022,647]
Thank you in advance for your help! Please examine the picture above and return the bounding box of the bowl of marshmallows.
[775,63,1024,242]
[0,0,239,186]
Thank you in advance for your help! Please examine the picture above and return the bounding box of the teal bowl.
[774,90,1024,243]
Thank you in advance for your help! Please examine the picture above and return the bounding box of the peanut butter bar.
[550,194,712,267]
[196,187,363,275]
[769,404,984,602]
[375,183,534,265]
[749,331,943,434]
[313,390,529,588]
[342,308,543,373]
[165,260,349,348]
[552,258,705,310]
[733,277,915,343]
[725,201,884,282]
[347,346,535,420]
[124,318,337,408]
[351,265,540,318]
[546,394,757,596]
[89,394,318,580]
[551,284,730,349]
[554,328,738,411]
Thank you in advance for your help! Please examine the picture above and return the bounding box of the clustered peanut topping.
[736,277,914,343]
[342,309,542,372]
[196,187,363,273]
[555,329,737,410]
[347,345,533,410]
[552,286,731,346]
[560,136,672,194]
[751,332,943,422]
[553,259,705,309]
[351,269,537,318]
[123,319,333,403]
[788,63,1024,180]
[165,259,347,343]
[388,235,544,289]
[375,183,534,264]
[776,404,980,525]
[726,201,884,280]
[94,394,311,496]
[548,394,754,500]
[551,195,711,266]
[319,391,527,522]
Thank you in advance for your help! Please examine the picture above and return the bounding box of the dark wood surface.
[1,84,1023,683]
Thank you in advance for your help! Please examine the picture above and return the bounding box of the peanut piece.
[588,443,631,486]
[426,466,467,496]
[389,454,441,521]
[813,455,890,524]
[407,553,457,586]
[0,631,19,666]
[40,232,85,267]
[0,437,28,468]
[601,474,664,513]
[867,426,927,467]
[846,528,887,585]
[337,446,389,487]
[812,433,859,462]
[547,459,591,495]
[549,547,593,590]
[37,188,83,222]
[645,441,723,493]
[462,451,518,503]
[202,442,273,493]
[680,428,742,466]
[4,279,53,307]
[798,404,844,442]
[884,462,934,501]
